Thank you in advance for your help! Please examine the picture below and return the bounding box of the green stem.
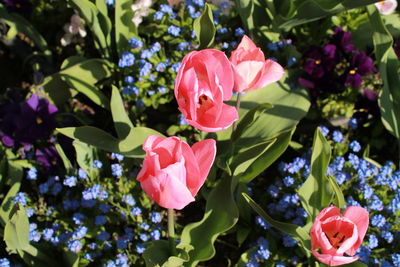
[231,93,242,134]
[168,208,177,256]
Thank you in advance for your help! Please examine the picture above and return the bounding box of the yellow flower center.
[349,69,356,75]
[315,60,321,65]
[36,117,43,124]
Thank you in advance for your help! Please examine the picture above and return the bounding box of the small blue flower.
[167,25,181,37]
[332,130,344,143]
[63,176,77,187]
[319,126,329,137]
[118,52,135,68]
[27,167,37,180]
[26,208,34,218]
[381,231,394,243]
[38,182,49,194]
[150,229,161,240]
[67,240,83,253]
[151,212,163,223]
[267,185,279,198]
[0,258,10,267]
[95,215,107,226]
[267,42,278,51]
[93,160,103,169]
[140,222,150,231]
[14,192,27,205]
[136,243,146,254]
[78,168,88,179]
[122,195,136,206]
[72,226,88,240]
[156,62,167,72]
[111,153,124,161]
[391,254,400,266]
[72,213,86,225]
[42,228,54,241]
[217,27,228,34]
[367,234,378,249]
[348,118,358,129]
[131,207,142,216]
[255,216,270,230]
[371,214,386,227]
[171,62,181,72]
[150,42,161,53]
[283,176,295,187]
[287,57,297,67]
[234,27,245,37]
[153,11,164,20]
[97,231,110,241]
[282,234,297,247]
[349,141,361,152]
[124,76,134,85]
[105,0,114,6]
[111,163,123,177]
[129,37,143,49]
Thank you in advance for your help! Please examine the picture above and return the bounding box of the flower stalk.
[168,208,177,256]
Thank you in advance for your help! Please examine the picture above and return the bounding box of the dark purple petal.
[1,135,15,147]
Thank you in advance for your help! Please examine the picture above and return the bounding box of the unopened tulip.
[137,135,216,210]
[375,0,398,15]
[230,35,285,92]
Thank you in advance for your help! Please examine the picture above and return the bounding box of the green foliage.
[4,207,30,253]
[115,0,137,55]
[179,174,239,267]
[0,4,52,61]
[298,128,333,221]
[367,6,400,146]
[68,0,111,57]
[193,3,216,49]
[143,241,193,267]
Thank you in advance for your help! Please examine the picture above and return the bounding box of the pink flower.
[375,0,397,15]
[137,135,216,210]
[310,206,369,266]
[174,49,238,132]
[167,0,181,6]
[230,35,285,92]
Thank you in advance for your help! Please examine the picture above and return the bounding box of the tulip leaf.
[234,0,255,32]
[367,6,400,144]
[0,160,23,226]
[4,206,30,253]
[327,175,345,209]
[57,126,164,158]
[59,59,111,109]
[179,174,239,266]
[111,86,134,139]
[193,3,216,49]
[242,193,311,253]
[298,128,333,221]
[54,143,73,172]
[73,140,94,179]
[115,0,137,55]
[68,0,110,57]
[143,240,193,267]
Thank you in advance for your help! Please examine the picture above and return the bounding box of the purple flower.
[35,146,59,170]
[332,27,356,54]
[344,51,375,88]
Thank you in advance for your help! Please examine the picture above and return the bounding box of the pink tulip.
[310,206,369,266]
[174,49,238,132]
[230,35,285,93]
[137,135,216,210]
[375,0,397,15]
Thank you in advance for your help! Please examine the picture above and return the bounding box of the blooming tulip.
[230,35,285,92]
[375,0,397,15]
[310,206,369,266]
[174,49,238,132]
[137,135,216,210]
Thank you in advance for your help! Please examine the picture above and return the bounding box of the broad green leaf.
[73,140,94,179]
[242,193,311,253]
[193,3,216,49]
[231,103,273,141]
[320,261,367,267]
[276,0,379,30]
[234,247,257,267]
[17,244,59,266]
[0,161,23,225]
[4,207,30,252]
[57,126,164,158]
[68,0,110,57]
[59,59,111,109]
[367,6,400,143]
[143,241,192,267]
[111,86,134,139]
[234,128,294,183]
[234,0,255,32]
[115,0,137,55]
[180,174,239,266]
[298,128,333,221]
[0,5,51,61]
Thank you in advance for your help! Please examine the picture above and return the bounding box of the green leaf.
[242,193,311,253]
[59,58,111,109]
[68,0,110,57]
[57,126,164,158]
[0,161,23,225]
[193,3,216,49]
[0,5,51,61]
[298,128,332,221]
[231,103,273,141]
[143,241,193,267]
[111,86,134,139]
[327,175,345,209]
[180,174,239,266]
[367,5,400,142]
[4,207,30,252]
[73,140,94,179]
[115,0,137,55]
[55,143,73,172]
[234,0,255,32]
[320,261,367,267]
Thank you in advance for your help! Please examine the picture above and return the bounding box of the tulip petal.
[189,139,216,195]
[312,250,359,266]
[251,60,285,91]
[342,206,369,255]
[233,61,264,92]
[189,103,238,132]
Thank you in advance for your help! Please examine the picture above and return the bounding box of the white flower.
[375,0,398,15]
[131,0,153,27]
[61,13,86,46]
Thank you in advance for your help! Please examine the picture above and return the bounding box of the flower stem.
[231,93,242,134]
[168,208,177,256]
